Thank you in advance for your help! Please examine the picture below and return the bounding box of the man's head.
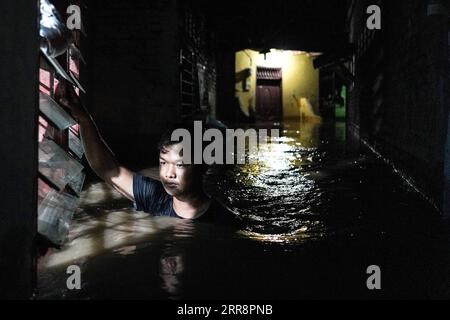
[157,123,207,198]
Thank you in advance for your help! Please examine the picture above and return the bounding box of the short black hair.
[157,121,206,154]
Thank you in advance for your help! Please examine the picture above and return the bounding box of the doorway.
[255,67,282,122]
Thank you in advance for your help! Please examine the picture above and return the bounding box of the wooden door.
[256,67,282,122]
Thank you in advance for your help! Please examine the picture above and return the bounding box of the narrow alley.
[1,0,450,301]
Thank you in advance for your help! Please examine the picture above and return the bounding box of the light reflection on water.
[205,122,327,235]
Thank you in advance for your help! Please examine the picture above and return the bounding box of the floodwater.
[37,120,450,299]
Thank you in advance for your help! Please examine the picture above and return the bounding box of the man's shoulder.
[133,171,159,183]
[133,172,165,193]
[133,172,172,214]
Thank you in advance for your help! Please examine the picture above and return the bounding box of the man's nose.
[165,165,176,179]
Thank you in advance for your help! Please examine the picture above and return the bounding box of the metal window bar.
[68,127,84,159]
[180,48,196,117]
[67,171,86,196]
[38,189,79,245]
[39,92,77,130]
[36,0,89,247]
[41,49,75,86]
[38,138,84,191]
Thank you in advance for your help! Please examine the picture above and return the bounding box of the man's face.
[159,143,196,197]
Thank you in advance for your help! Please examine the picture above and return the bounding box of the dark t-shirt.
[133,173,240,227]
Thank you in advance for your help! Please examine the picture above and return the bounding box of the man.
[55,82,239,226]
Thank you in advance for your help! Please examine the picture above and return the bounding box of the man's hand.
[54,80,88,122]
[54,79,135,202]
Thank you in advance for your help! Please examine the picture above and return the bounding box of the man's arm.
[55,82,134,201]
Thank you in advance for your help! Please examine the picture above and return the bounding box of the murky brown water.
[37,120,450,299]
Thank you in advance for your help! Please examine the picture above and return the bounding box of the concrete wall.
[216,50,237,124]
[88,0,180,169]
[348,0,450,211]
[88,0,217,169]
[0,0,38,299]
[235,49,320,121]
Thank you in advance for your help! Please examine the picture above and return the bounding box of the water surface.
[38,121,450,299]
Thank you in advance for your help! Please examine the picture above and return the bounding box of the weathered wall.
[348,0,450,210]
[89,0,180,168]
[216,50,237,124]
[0,0,38,299]
[88,0,217,169]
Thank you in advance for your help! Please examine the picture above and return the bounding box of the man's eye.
[160,161,166,165]
[176,163,184,168]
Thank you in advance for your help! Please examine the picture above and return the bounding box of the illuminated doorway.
[255,66,282,122]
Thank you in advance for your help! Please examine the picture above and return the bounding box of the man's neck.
[172,191,211,219]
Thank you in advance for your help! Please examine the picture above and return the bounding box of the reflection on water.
[160,253,184,297]
[38,120,450,299]
[206,121,326,235]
